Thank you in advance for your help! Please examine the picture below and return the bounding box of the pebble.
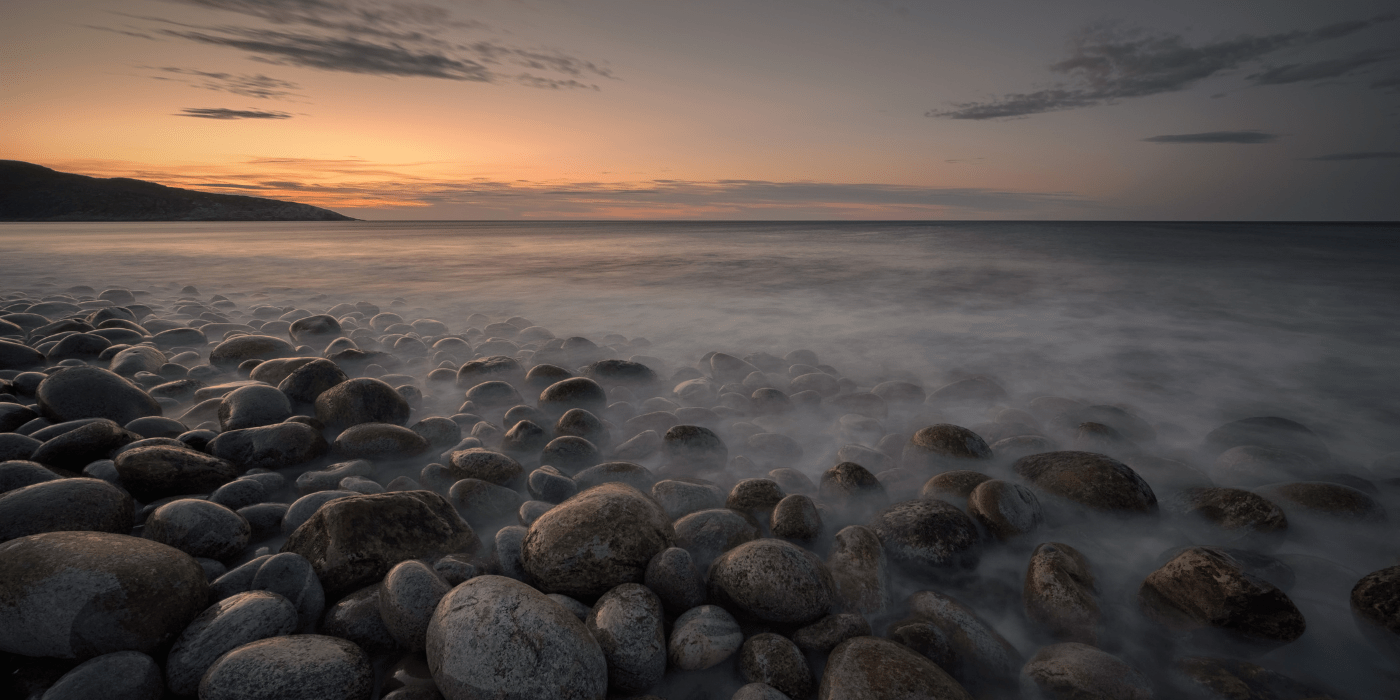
[426,575,607,700]
[0,459,60,493]
[527,466,579,504]
[164,590,299,696]
[447,448,524,487]
[282,489,358,534]
[539,435,602,475]
[771,493,822,541]
[30,418,138,471]
[207,334,297,369]
[668,605,744,671]
[574,460,656,492]
[662,425,729,471]
[448,478,523,527]
[278,358,350,405]
[218,383,293,431]
[727,477,786,516]
[333,422,431,459]
[199,634,373,700]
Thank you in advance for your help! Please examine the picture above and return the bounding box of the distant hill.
[0,160,356,221]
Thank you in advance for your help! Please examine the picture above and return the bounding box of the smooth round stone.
[448,478,523,527]
[901,424,993,471]
[0,531,208,658]
[820,636,972,700]
[0,459,59,493]
[501,419,548,456]
[113,445,237,502]
[48,332,111,362]
[278,358,350,405]
[651,479,725,520]
[644,547,705,617]
[1025,542,1100,646]
[739,633,812,699]
[662,425,728,471]
[144,498,250,561]
[920,470,993,502]
[727,478,786,516]
[448,448,524,486]
[771,494,822,541]
[290,315,343,345]
[208,422,329,470]
[282,490,359,535]
[527,467,579,504]
[381,560,451,652]
[518,499,552,526]
[30,418,138,471]
[109,346,165,378]
[673,508,760,568]
[792,613,872,653]
[0,477,133,543]
[297,460,374,495]
[966,479,1044,541]
[1138,546,1305,650]
[0,434,42,463]
[668,605,743,671]
[539,436,602,476]
[708,538,835,625]
[315,377,412,431]
[239,502,289,539]
[200,634,373,700]
[219,384,293,431]
[586,583,667,694]
[538,377,608,418]
[464,380,524,410]
[333,423,430,460]
[321,585,398,654]
[164,590,299,696]
[1019,643,1152,700]
[41,650,163,700]
[521,482,674,598]
[1013,451,1158,515]
[152,326,207,349]
[732,683,790,700]
[574,461,655,492]
[412,416,462,449]
[895,590,1023,696]
[124,415,187,439]
[869,499,981,577]
[210,477,270,511]
[1167,487,1288,544]
[820,461,889,516]
[208,335,297,370]
[426,575,607,700]
[1351,564,1400,662]
[1254,481,1386,522]
[0,339,45,371]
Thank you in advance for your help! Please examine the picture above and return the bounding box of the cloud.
[1304,151,1400,161]
[151,67,302,99]
[1372,72,1400,93]
[162,27,496,81]
[176,107,293,119]
[160,0,481,37]
[1143,130,1278,144]
[1249,48,1400,85]
[930,14,1397,119]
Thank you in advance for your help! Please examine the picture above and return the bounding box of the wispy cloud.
[930,14,1397,120]
[150,66,303,99]
[176,107,293,119]
[1248,48,1400,85]
[1304,151,1400,161]
[1143,131,1278,144]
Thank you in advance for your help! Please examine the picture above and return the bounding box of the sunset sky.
[4,0,1398,219]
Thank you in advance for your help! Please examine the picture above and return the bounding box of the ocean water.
[3,220,1397,457]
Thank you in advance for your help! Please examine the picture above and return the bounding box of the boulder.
[869,499,981,577]
[739,633,813,700]
[39,651,163,700]
[1349,564,1400,662]
[1014,451,1158,516]
[586,583,667,694]
[333,423,430,460]
[208,335,296,369]
[315,377,411,431]
[892,589,1022,696]
[521,483,674,598]
[902,424,993,472]
[380,560,451,652]
[819,636,972,700]
[36,367,161,425]
[708,538,835,625]
[208,421,329,470]
[113,444,237,502]
[827,525,890,615]
[199,634,373,700]
[0,477,133,543]
[143,498,250,561]
[668,605,743,671]
[1020,643,1152,700]
[1024,542,1100,645]
[164,590,300,696]
[1138,546,1305,650]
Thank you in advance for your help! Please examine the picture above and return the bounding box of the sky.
[3,0,1398,220]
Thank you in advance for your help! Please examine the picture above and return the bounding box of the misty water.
[3,220,1399,696]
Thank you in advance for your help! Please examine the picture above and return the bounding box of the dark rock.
[112,444,236,502]
[668,605,743,671]
[967,479,1044,541]
[521,483,673,598]
[902,424,993,472]
[574,461,655,492]
[0,460,59,493]
[645,547,705,617]
[0,339,45,371]
[1020,643,1152,700]
[30,418,138,471]
[771,494,821,541]
[820,462,889,520]
[819,636,972,700]
[279,358,349,405]
[708,538,835,625]
[1350,564,1400,663]
[500,419,548,457]
[425,575,607,700]
[282,490,478,598]
[447,448,524,487]
[1014,451,1158,516]
[539,436,602,476]
[164,590,299,696]
[1255,481,1386,522]
[1203,416,1329,463]
[769,467,816,496]
[380,560,451,652]
[1024,542,1100,645]
[0,434,41,462]
[0,404,38,433]
[218,384,292,431]
[290,315,343,346]
[793,614,871,654]
[674,508,760,568]
[464,380,523,410]
[447,478,523,527]
[320,585,397,654]
[40,650,163,700]
[869,499,981,577]
[663,425,729,471]
[651,479,726,520]
[199,634,373,700]
[555,408,611,451]
[211,552,326,632]
[740,633,813,700]
[527,466,578,504]
[152,326,207,349]
[1171,656,1330,700]
[525,364,574,393]
[208,335,296,369]
[727,477,786,517]
[587,583,667,694]
[0,531,208,658]
[0,477,133,543]
[207,421,329,470]
[124,415,186,439]
[144,498,250,561]
[919,470,992,503]
[827,525,890,615]
[1166,487,1288,547]
[47,332,111,362]
[1138,546,1306,650]
[333,423,430,460]
[109,346,165,377]
[36,367,161,425]
[894,589,1021,695]
[315,377,411,431]
[239,502,288,539]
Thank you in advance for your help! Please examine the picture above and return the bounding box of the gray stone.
[771,494,822,541]
[108,346,166,378]
[894,589,1022,696]
[539,436,602,476]
[709,538,835,625]
[574,461,655,492]
[614,430,662,462]
[0,531,208,658]
[527,466,578,504]
[447,448,524,487]
[144,498,250,561]
[0,477,133,543]
[279,358,349,405]
[586,583,667,694]
[727,477,786,517]
[30,418,138,471]
[164,590,299,696]
[827,525,890,615]
[1014,451,1158,516]
[1350,564,1400,664]
[668,605,743,671]
[112,444,237,503]
[0,434,42,462]
[282,490,358,535]
[521,482,674,598]
[651,479,726,520]
[124,415,187,439]
[41,651,162,700]
[0,460,59,493]
[199,634,373,700]
[320,585,398,654]
[1138,546,1305,651]
[740,633,812,700]
[208,335,297,369]
[219,384,293,431]
[1019,643,1152,700]
[869,499,980,578]
[792,614,871,654]
[663,425,728,471]
[240,502,288,539]
[334,423,430,460]
[673,507,760,568]
[210,477,269,511]
[380,560,451,652]
[901,424,993,472]
[819,636,972,700]
[426,575,607,700]
[448,478,523,527]
[967,479,1044,541]
[315,377,411,431]
[207,422,330,470]
[1024,542,1100,646]
[298,460,375,494]
[644,547,706,617]
[538,377,608,418]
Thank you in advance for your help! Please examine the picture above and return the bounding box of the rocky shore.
[0,282,1397,699]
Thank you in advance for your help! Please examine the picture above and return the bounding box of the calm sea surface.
[2,220,1397,456]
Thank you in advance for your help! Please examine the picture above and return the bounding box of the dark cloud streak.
[1249,49,1400,85]
[153,67,302,99]
[1304,151,1400,161]
[176,107,293,119]
[1143,131,1278,144]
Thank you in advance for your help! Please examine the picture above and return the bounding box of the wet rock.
[527,466,579,504]
[320,585,398,654]
[298,459,375,495]
[740,633,813,700]
[208,334,297,369]
[674,507,760,567]
[447,448,524,487]
[669,605,744,671]
[521,482,673,598]
[645,547,706,617]
[199,634,373,700]
[315,377,411,431]
[381,560,451,652]
[30,418,138,471]
[575,461,655,493]
[0,460,59,493]
[113,445,237,502]
[894,589,1022,696]
[728,477,786,517]
[1138,546,1305,650]
[501,419,548,457]
[0,435,38,464]
[41,650,163,700]
[539,436,602,476]
[708,538,835,625]
[124,415,186,439]
[426,575,607,700]
[1171,656,1330,700]
[208,421,329,470]
[334,423,430,460]
[819,636,972,700]
[0,477,133,543]
[1350,564,1400,663]
[448,478,523,527]
[464,380,524,411]
[1020,643,1152,700]
[902,424,993,472]
[820,462,890,520]
[144,498,250,561]
[164,590,300,696]
[538,377,608,419]
[412,417,462,450]
[218,384,293,431]
[1202,416,1329,463]
[1211,446,1319,488]
[109,346,166,377]
[1166,487,1288,547]
[587,583,667,694]
[772,494,822,541]
[0,531,208,658]
[919,470,992,504]
[1014,451,1158,516]
[652,478,726,520]
[238,502,287,539]
[0,339,45,371]
[792,613,871,654]
[967,479,1044,541]
[1255,481,1386,522]
[48,332,111,362]
[282,490,478,598]
[278,358,349,405]
[556,408,612,451]
[36,367,161,425]
[869,499,980,577]
[826,525,890,615]
[663,425,729,471]
[1023,542,1099,645]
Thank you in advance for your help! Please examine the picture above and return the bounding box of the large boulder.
[282,490,477,598]
[315,377,411,431]
[426,575,608,700]
[708,538,835,625]
[521,483,674,598]
[113,445,238,502]
[207,421,329,470]
[0,532,208,658]
[35,367,161,425]
[0,477,134,543]
[868,499,981,577]
[1138,546,1305,651]
[819,636,973,700]
[1013,451,1158,515]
